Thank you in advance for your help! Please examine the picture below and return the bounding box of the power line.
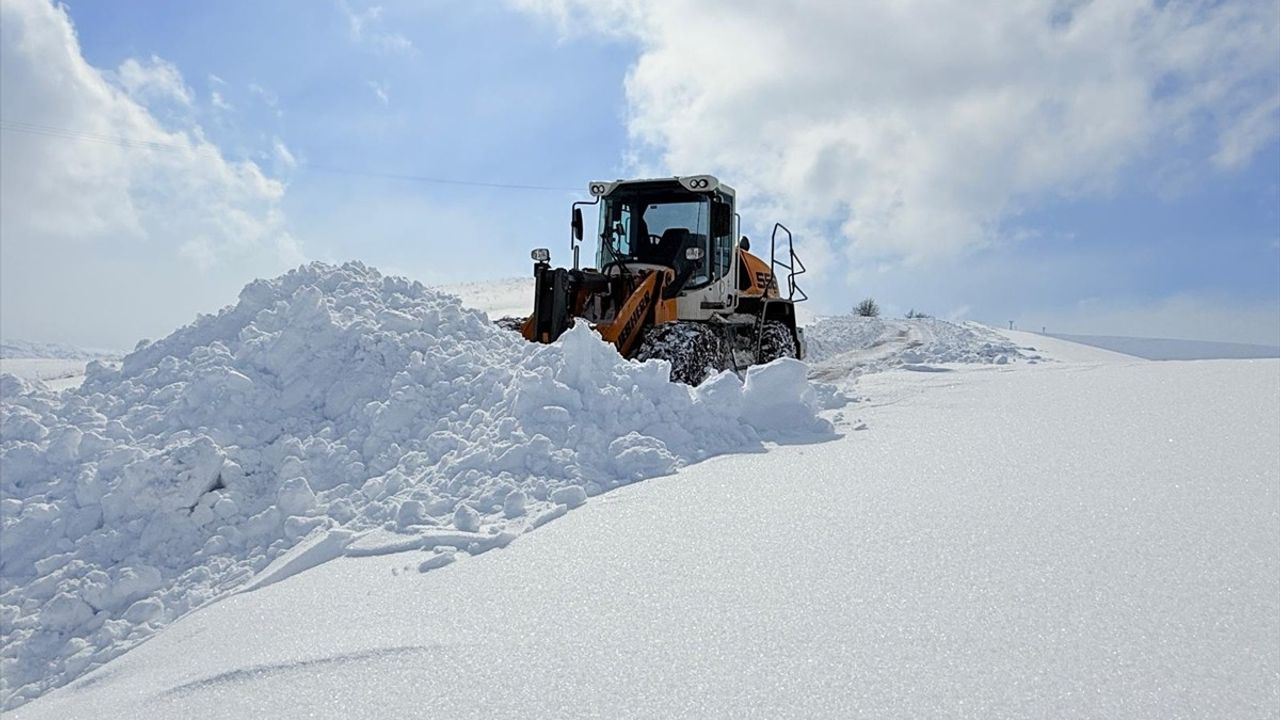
[0,119,580,193]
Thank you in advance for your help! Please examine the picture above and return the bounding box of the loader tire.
[494,316,527,334]
[635,322,729,386]
[757,320,798,365]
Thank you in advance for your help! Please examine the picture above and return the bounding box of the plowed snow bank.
[0,262,831,708]
[804,316,1024,380]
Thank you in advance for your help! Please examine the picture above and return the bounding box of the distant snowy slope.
[15,358,1278,719]
[0,341,123,391]
[436,277,533,319]
[995,328,1145,363]
[1048,333,1280,360]
[0,340,120,361]
[0,359,95,386]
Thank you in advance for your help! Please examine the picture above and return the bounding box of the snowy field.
[0,359,96,391]
[0,263,828,708]
[1047,333,1280,360]
[10,334,1278,719]
[0,342,122,391]
[3,265,1277,718]
[436,277,533,321]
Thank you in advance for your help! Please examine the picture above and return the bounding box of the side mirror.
[571,207,584,242]
[739,236,750,251]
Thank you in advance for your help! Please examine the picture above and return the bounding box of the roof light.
[588,181,618,197]
[678,175,720,193]
[531,248,551,263]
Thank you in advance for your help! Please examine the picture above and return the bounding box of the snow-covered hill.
[0,340,121,361]
[11,340,1278,719]
[0,262,829,708]
[4,266,1277,717]
[803,315,1027,382]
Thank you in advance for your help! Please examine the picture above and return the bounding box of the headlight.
[685,247,705,260]
[531,248,551,263]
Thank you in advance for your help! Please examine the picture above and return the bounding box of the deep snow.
[0,262,831,708]
[11,353,1277,719]
[5,266,1276,717]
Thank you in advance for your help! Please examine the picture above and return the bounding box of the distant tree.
[854,298,880,317]
[905,308,932,319]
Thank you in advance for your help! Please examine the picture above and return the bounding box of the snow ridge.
[804,316,1024,380]
[0,261,831,709]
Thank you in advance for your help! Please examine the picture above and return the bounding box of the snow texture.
[804,316,1024,382]
[10,357,1277,719]
[0,261,831,709]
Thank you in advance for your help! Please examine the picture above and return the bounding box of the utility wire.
[0,119,579,192]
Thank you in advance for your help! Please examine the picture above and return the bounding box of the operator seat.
[656,228,690,266]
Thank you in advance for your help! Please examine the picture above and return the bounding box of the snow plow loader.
[520,175,807,384]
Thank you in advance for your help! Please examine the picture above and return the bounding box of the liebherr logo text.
[620,286,654,341]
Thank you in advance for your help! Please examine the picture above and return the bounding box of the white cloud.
[0,0,303,348]
[367,80,390,106]
[516,0,1280,272]
[207,74,233,111]
[115,55,192,107]
[248,82,281,116]
[338,0,414,55]
[210,90,232,111]
[273,137,296,169]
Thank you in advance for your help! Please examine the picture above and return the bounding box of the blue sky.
[2,0,1277,347]
[65,0,635,279]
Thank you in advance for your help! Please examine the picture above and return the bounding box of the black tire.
[494,316,526,333]
[634,322,729,385]
[757,320,798,364]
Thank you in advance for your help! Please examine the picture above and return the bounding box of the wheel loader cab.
[589,178,740,322]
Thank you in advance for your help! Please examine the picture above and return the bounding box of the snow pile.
[804,316,1023,378]
[0,262,831,709]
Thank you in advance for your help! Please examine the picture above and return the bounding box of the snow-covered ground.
[11,340,1277,719]
[0,359,97,391]
[803,315,1027,384]
[1047,333,1280,360]
[0,340,121,362]
[0,343,122,391]
[436,277,533,320]
[4,267,1277,717]
[0,263,828,708]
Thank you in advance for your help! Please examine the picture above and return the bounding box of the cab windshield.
[597,191,711,286]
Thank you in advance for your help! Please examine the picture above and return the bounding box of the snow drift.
[803,315,1025,380]
[0,261,831,708]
